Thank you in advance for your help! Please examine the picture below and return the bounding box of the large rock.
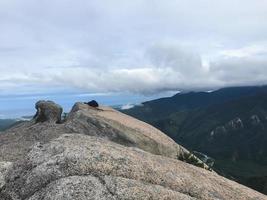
[0,102,204,165]
[66,103,205,168]
[66,103,188,159]
[0,161,12,189]
[34,100,63,123]
[1,134,265,200]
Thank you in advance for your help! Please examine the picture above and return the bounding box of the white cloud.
[121,104,135,110]
[211,57,267,86]
[219,44,267,58]
[0,0,267,95]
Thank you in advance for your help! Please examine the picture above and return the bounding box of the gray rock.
[65,103,205,168]
[0,102,205,166]
[250,115,261,125]
[0,161,12,189]
[1,134,265,200]
[226,117,244,130]
[34,100,63,123]
[211,118,244,138]
[213,126,227,136]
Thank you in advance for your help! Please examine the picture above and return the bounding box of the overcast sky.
[1,0,267,96]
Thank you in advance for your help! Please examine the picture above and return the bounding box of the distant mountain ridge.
[124,85,267,122]
[122,85,267,194]
[0,119,18,131]
[0,117,31,132]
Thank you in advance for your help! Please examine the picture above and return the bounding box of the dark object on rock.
[85,100,99,108]
[34,100,63,123]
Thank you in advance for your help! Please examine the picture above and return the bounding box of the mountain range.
[123,85,267,194]
[0,119,17,131]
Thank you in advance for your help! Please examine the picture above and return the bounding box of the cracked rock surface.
[1,134,266,200]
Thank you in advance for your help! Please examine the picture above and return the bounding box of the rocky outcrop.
[210,118,244,138]
[0,101,266,199]
[0,101,205,166]
[226,117,244,130]
[1,134,266,200]
[66,103,193,162]
[210,126,227,137]
[250,115,261,126]
[34,100,62,123]
[0,161,12,189]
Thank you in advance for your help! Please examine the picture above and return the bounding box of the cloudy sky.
[0,0,267,116]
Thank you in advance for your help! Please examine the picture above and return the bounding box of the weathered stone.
[250,115,261,125]
[0,161,12,189]
[226,117,244,130]
[1,134,265,200]
[214,126,227,135]
[65,103,205,168]
[0,102,204,166]
[34,100,63,123]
